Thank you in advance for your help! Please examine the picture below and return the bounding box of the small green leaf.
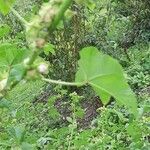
[0,0,15,15]
[75,47,137,116]
[0,24,11,38]
[43,43,55,56]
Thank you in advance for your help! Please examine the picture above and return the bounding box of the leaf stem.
[42,77,84,86]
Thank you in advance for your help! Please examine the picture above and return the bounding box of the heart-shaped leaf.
[75,47,137,116]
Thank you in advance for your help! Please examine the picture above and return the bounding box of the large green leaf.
[0,0,15,15]
[75,47,137,116]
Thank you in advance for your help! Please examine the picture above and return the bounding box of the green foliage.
[125,45,150,90]
[0,0,149,149]
[0,82,149,149]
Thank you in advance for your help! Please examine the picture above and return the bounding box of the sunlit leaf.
[0,0,15,15]
[43,43,55,56]
[75,47,138,116]
[0,24,11,38]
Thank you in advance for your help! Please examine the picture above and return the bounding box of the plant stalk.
[42,77,84,86]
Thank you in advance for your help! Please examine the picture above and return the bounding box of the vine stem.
[42,77,85,86]
[10,7,30,27]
